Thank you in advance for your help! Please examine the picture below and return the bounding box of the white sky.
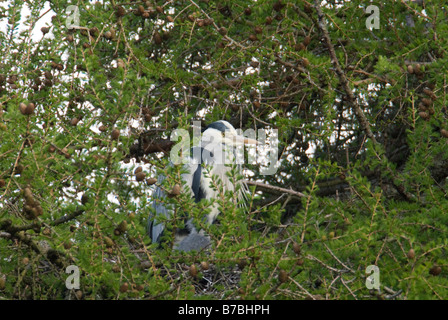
[0,1,54,41]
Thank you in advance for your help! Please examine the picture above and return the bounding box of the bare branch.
[244,180,306,198]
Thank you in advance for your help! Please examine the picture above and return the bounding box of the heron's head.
[202,120,259,147]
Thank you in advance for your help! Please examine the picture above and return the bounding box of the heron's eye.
[221,132,226,137]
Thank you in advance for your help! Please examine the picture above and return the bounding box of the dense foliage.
[1,0,447,300]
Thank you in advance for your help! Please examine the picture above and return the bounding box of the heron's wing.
[148,148,204,244]
[175,231,211,252]
[190,146,208,202]
[147,174,169,243]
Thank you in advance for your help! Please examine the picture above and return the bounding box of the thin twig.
[288,276,315,300]
[244,180,306,198]
[323,243,355,273]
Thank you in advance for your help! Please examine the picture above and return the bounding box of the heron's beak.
[243,137,259,145]
[230,134,260,146]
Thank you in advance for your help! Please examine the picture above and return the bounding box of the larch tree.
[0,0,447,300]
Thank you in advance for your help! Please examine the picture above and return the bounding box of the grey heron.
[147,120,258,251]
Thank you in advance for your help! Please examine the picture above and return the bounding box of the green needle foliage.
[0,0,448,300]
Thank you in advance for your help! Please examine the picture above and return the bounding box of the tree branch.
[244,180,306,198]
[313,1,377,144]
[51,209,85,226]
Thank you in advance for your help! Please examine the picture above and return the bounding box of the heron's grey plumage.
[147,120,255,251]
[176,231,211,252]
